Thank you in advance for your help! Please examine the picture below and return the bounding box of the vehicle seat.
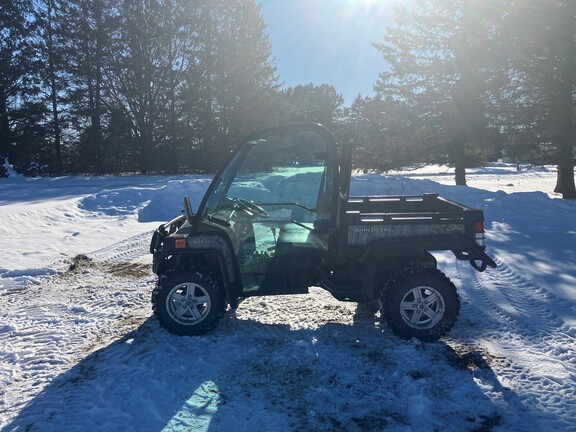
[275,222,327,253]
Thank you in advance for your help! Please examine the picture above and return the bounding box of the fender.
[184,234,237,282]
[155,232,240,307]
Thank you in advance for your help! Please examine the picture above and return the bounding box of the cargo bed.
[341,193,496,270]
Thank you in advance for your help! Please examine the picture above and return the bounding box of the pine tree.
[278,83,344,128]
[504,0,576,199]
[374,1,504,184]
[0,1,40,175]
[63,0,114,172]
[187,0,279,171]
[106,0,175,174]
[33,0,67,174]
[334,95,388,171]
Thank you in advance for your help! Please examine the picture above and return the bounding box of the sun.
[342,0,407,16]
[347,0,406,5]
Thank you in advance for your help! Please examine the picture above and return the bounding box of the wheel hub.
[400,286,445,330]
[166,282,212,325]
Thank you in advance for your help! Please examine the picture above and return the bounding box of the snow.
[1,164,575,431]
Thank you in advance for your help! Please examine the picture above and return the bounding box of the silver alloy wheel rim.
[399,286,445,330]
[166,282,211,325]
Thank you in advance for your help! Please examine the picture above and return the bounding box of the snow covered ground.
[1,164,575,431]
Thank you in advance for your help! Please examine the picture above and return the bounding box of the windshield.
[202,128,332,225]
[198,124,336,294]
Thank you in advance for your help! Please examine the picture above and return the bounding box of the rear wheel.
[381,267,460,342]
[152,268,226,336]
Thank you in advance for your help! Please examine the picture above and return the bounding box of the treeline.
[344,0,576,198]
[1,0,575,198]
[1,0,283,175]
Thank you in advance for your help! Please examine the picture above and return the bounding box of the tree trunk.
[556,163,576,199]
[93,0,104,172]
[554,165,562,193]
[0,94,8,177]
[47,0,63,174]
[139,135,150,175]
[554,1,576,200]
[0,95,10,160]
[139,122,154,175]
[49,75,63,174]
[167,39,179,173]
[453,140,467,186]
[454,163,467,186]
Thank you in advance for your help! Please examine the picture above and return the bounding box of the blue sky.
[258,0,404,104]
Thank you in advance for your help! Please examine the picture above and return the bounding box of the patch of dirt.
[64,255,151,279]
[68,254,92,273]
[105,262,151,278]
[444,344,497,371]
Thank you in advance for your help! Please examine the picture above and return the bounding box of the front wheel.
[152,268,226,336]
[381,267,460,342]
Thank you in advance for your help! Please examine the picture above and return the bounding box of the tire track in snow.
[460,257,576,367]
[1,229,152,296]
[452,257,576,429]
[89,231,153,263]
[0,252,153,425]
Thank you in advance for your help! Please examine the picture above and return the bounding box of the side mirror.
[183,196,194,224]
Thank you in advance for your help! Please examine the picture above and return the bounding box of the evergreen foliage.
[366,0,574,192]
[0,0,280,175]
[0,0,574,197]
[370,0,504,185]
[501,0,576,198]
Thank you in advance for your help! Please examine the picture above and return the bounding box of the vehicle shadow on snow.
[5,312,532,432]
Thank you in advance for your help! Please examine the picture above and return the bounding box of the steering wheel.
[235,198,269,218]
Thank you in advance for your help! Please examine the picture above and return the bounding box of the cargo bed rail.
[341,193,496,271]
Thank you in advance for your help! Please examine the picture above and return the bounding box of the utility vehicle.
[150,123,496,341]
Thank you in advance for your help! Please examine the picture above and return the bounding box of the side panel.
[347,223,465,245]
[186,234,237,282]
[320,250,438,302]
